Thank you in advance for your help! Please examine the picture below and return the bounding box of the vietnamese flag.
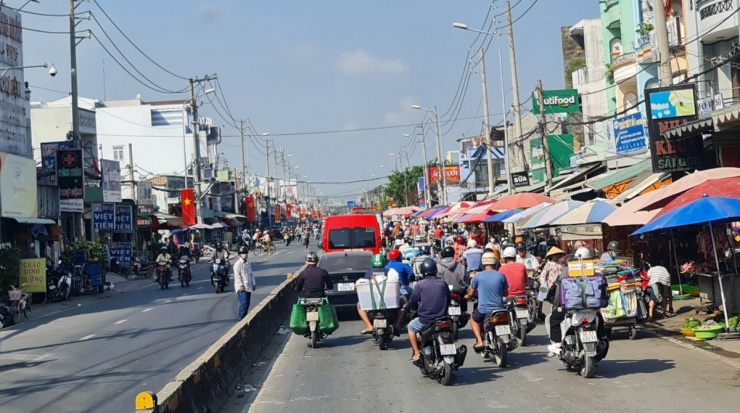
[274,204,282,223]
[245,196,256,222]
[180,188,196,226]
[286,204,292,219]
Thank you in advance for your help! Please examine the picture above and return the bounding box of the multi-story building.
[457,134,506,200]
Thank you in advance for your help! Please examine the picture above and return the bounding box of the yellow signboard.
[19,258,46,293]
[568,259,595,277]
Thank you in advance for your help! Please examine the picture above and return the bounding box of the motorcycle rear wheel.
[527,298,537,324]
[378,335,388,350]
[580,356,595,378]
[518,323,527,347]
[438,363,453,386]
[11,306,21,324]
[494,338,508,367]
[309,331,319,348]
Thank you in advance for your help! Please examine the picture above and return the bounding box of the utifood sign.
[532,89,580,114]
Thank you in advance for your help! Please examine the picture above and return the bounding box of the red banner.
[274,204,282,223]
[286,204,292,219]
[245,196,256,222]
[180,188,196,226]
[428,165,461,184]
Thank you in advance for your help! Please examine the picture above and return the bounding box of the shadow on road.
[452,366,502,385]
[597,358,676,378]
[0,359,54,372]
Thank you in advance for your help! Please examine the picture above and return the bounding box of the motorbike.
[448,287,470,340]
[302,297,326,348]
[210,258,229,293]
[506,296,531,346]
[156,260,171,290]
[46,264,72,302]
[526,278,540,324]
[413,316,467,386]
[556,308,609,378]
[177,256,192,287]
[476,309,516,367]
[284,233,291,247]
[369,309,399,350]
[0,305,13,328]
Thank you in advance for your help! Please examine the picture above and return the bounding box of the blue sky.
[20,0,599,202]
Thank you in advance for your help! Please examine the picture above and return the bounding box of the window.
[610,38,622,56]
[113,146,124,162]
[328,228,376,250]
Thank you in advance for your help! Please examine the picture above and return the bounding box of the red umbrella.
[651,176,740,220]
[491,193,555,211]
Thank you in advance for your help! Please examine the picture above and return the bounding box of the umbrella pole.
[670,229,682,295]
[709,223,731,333]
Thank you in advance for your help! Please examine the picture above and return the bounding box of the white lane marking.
[197,286,204,290]
[78,334,96,341]
[164,300,172,304]
[114,319,127,325]
[142,308,153,313]
[182,293,190,296]
[286,250,294,254]
[32,353,52,362]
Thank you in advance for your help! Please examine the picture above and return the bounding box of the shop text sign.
[114,205,134,233]
[110,242,132,269]
[532,89,580,114]
[56,149,85,212]
[428,165,461,184]
[92,203,115,230]
[511,171,530,188]
[613,113,646,154]
[645,85,702,173]
[0,151,38,218]
[19,258,46,293]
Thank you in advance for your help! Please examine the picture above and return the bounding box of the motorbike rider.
[453,235,466,262]
[464,251,508,352]
[499,247,528,299]
[600,240,621,262]
[437,245,468,310]
[515,241,540,276]
[302,228,310,249]
[295,251,333,298]
[177,242,191,260]
[405,258,450,362]
[386,249,415,296]
[461,239,483,278]
[358,254,404,335]
[412,244,432,278]
[155,246,173,282]
[211,242,231,283]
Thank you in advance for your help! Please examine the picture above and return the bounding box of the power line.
[495,0,539,30]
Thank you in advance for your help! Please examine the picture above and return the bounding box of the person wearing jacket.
[296,251,333,298]
[234,246,256,320]
[386,249,414,296]
[405,258,450,362]
[437,246,467,292]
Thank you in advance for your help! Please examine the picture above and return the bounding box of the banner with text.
[428,165,461,185]
[56,149,84,212]
[0,152,38,218]
[645,84,701,173]
[19,258,46,293]
[613,112,647,154]
[110,242,133,269]
[92,203,115,231]
[101,159,122,203]
[114,205,134,233]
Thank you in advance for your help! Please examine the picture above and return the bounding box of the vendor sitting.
[645,262,674,321]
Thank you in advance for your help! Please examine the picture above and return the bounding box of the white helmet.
[575,247,592,259]
[502,247,517,259]
[467,239,477,248]
[481,252,497,266]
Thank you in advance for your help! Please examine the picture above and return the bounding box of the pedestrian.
[233,246,256,320]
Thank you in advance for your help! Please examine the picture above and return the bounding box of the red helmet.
[388,249,402,261]
[455,236,465,244]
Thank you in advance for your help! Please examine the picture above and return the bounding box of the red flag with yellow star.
[180,188,196,226]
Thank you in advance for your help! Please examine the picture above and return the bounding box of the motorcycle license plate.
[495,325,511,336]
[337,283,354,292]
[516,309,529,319]
[448,306,462,316]
[439,344,456,356]
[580,331,598,343]
[373,319,387,328]
[306,311,319,322]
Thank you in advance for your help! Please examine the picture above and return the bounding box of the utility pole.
[506,1,526,170]
[652,0,673,84]
[128,143,138,247]
[265,140,272,227]
[480,48,495,196]
[69,0,83,240]
[498,42,513,195]
[417,125,432,207]
[239,119,246,194]
[536,79,553,194]
[432,107,446,205]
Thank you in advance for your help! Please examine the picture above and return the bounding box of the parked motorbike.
[448,287,469,340]
[156,260,172,290]
[556,308,609,378]
[476,309,515,367]
[302,297,326,348]
[506,296,531,346]
[46,264,72,302]
[0,304,14,327]
[177,256,192,287]
[413,317,467,386]
[210,258,229,293]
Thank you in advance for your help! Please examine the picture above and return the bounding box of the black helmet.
[238,245,249,255]
[441,246,455,259]
[419,258,438,277]
[160,246,167,252]
[306,251,319,264]
[395,233,404,240]
[515,241,527,251]
[419,245,431,255]
[216,243,223,250]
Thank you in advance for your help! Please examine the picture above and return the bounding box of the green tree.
[384,165,425,207]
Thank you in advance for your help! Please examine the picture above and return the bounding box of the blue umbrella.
[483,209,522,223]
[631,196,740,333]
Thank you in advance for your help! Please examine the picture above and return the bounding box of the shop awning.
[548,163,605,193]
[586,159,652,193]
[11,217,56,225]
[611,172,671,204]
[663,118,714,140]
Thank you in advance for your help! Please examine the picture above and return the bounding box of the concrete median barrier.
[135,265,304,413]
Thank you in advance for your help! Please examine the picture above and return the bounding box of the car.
[321,213,382,255]
[320,250,372,312]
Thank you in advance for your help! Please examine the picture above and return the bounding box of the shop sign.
[0,151,38,218]
[428,165,461,184]
[0,6,30,156]
[101,159,122,203]
[40,141,73,176]
[558,224,603,241]
[568,259,595,277]
[137,182,154,206]
[714,93,724,110]
[645,85,701,173]
[511,171,530,188]
[613,113,647,154]
[19,258,46,293]
[532,89,580,114]
[114,205,133,233]
[92,203,115,231]
[286,204,292,219]
[57,149,85,212]
[110,242,132,269]
[136,215,152,228]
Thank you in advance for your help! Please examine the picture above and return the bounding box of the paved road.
[0,242,306,413]
[238,316,740,413]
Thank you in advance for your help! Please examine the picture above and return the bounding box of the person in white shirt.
[514,241,539,276]
[234,246,257,320]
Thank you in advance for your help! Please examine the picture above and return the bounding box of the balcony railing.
[612,51,636,66]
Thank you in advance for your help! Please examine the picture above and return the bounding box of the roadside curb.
[646,330,740,369]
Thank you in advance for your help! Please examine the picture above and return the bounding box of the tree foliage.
[385,165,425,207]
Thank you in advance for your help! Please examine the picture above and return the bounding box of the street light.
[412,104,446,204]
[453,21,512,196]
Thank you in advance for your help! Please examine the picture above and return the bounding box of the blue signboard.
[612,113,647,154]
[114,205,134,233]
[347,201,356,207]
[92,203,115,231]
[40,141,73,174]
[648,89,697,119]
[110,242,133,269]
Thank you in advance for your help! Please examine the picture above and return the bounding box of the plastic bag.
[318,298,339,333]
[289,302,307,335]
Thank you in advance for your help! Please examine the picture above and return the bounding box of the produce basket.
[693,325,724,340]
[8,289,22,301]
[680,328,696,337]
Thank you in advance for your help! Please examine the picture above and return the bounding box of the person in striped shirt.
[646,263,674,321]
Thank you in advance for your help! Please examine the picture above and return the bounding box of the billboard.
[101,159,122,203]
[644,85,701,173]
[612,113,647,154]
[56,149,84,212]
[92,203,115,231]
[40,141,73,177]
[532,89,580,114]
[428,165,461,185]
[0,151,38,218]
[0,6,30,156]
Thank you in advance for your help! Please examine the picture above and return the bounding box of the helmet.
[160,246,167,252]
[515,241,527,251]
[371,254,387,268]
[484,243,494,251]
[306,251,319,264]
[455,236,465,244]
[514,236,525,244]
[211,242,218,248]
[575,247,592,259]
[502,247,517,259]
[388,249,402,261]
[606,240,621,253]
[500,239,512,249]
[467,239,477,248]
[481,252,497,266]
[419,258,438,277]
[419,245,431,255]
[445,238,454,246]
[441,246,455,258]
[238,245,249,255]
[243,229,248,233]
[396,233,404,240]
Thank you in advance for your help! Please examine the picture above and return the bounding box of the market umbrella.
[520,200,584,229]
[491,193,555,211]
[651,176,740,220]
[190,223,213,230]
[638,167,740,211]
[435,201,473,219]
[419,206,447,219]
[550,199,617,226]
[501,202,552,224]
[601,187,667,227]
[483,209,523,223]
[632,196,740,332]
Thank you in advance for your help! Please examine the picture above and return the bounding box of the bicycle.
[8,286,31,324]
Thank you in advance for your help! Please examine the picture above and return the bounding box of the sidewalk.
[643,296,740,365]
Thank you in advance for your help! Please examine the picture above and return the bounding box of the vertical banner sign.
[92,203,115,230]
[274,204,282,223]
[110,242,133,269]
[645,85,701,173]
[57,149,85,212]
[40,141,73,178]
[245,196,256,222]
[180,188,196,226]
[19,258,46,293]
[101,159,122,203]
[417,177,425,207]
[114,205,133,233]
[286,204,292,219]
